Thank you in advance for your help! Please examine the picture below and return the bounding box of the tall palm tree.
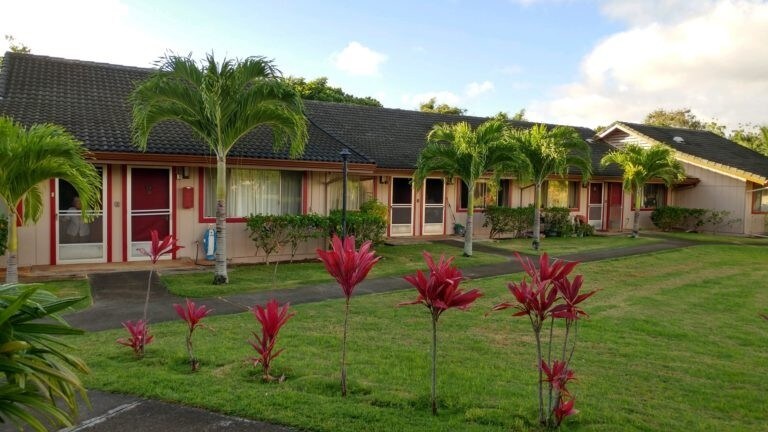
[0,117,101,284]
[600,143,685,238]
[131,53,308,285]
[414,119,522,256]
[507,124,592,250]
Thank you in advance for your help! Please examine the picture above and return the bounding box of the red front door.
[606,183,623,231]
[130,168,171,259]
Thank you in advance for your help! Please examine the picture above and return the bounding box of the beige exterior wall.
[673,161,748,234]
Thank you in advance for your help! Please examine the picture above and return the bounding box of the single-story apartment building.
[0,52,766,268]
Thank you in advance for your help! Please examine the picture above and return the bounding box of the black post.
[340,148,351,238]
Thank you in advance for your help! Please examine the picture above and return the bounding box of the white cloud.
[331,42,388,76]
[0,0,167,67]
[401,91,462,108]
[530,0,768,129]
[465,81,495,97]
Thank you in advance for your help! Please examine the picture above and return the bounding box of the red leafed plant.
[316,234,380,397]
[116,319,153,358]
[491,253,597,428]
[137,230,183,323]
[174,299,212,371]
[400,252,482,415]
[249,299,295,382]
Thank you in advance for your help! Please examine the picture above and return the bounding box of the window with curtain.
[203,168,302,217]
[542,180,579,208]
[459,180,507,209]
[327,176,374,211]
[640,184,666,209]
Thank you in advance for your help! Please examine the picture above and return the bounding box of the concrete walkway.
[57,236,697,432]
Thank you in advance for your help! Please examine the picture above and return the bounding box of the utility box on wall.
[181,186,194,209]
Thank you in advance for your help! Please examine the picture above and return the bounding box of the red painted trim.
[386,177,392,237]
[48,179,56,265]
[302,171,309,214]
[198,167,206,223]
[416,186,422,237]
[171,168,178,259]
[121,165,128,262]
[372,176,378,204]
[106,165,113,262]
[443,179,448,235]
[15,202,23,227]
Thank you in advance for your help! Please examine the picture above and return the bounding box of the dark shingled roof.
[0,52,372,165]
[0,52,615,173]
[619,122,768,180]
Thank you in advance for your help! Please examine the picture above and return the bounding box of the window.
[633,184,667,210]
[459,180,509,210]
[753,184,768,213]
[327,176,374,211]
[203,168,302,217]
[542,180,579,209]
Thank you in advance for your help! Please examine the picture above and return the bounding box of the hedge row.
[483,205,593,239]
[244,200,387,263]
[650,206,740,233]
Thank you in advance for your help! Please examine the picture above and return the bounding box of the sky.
[2,0,767,130]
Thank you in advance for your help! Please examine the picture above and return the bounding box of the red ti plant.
[249,299,295,382]
[491,253,596,428]
[116,319,153,358]
[400,252,482,415]
[174,299,212,371]
[137,230,183,322]
[316,234,380,397]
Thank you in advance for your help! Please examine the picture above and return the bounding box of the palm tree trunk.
[213,157,228,284]
[5,213,18,284]
[463,183,474,257]
[632,187,641,238]
[532,183,542,250]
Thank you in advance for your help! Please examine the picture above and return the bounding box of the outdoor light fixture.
[340,148,351,238]
[379,176,389,185]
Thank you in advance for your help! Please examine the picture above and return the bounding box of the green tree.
[285,76,382,106]
[643,108,726,136]
[600,144,685,238]
[419,97,466,115]
[730,125,768,156]
[507,124,592,250]
[131,53,308,285]
[0,35,31,68]
[0,117,101,284]
[493,109,527,122]
[0,284,89,431]
[414,119,522,256]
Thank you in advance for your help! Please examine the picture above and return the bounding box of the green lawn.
[482,235,661,257]
[163,242,507,297]
[72,244,768,431]
[648,231,768,245]
[35,278,92,310]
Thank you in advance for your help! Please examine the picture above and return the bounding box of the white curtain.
[205,168,301,217]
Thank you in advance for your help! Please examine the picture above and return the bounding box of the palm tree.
[600,143,685,238]
[414,119,522,256]
[0,117,101,284]
[507,124,592,250]
[131,53,308,285]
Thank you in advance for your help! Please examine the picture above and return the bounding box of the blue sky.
[3,0,768,129]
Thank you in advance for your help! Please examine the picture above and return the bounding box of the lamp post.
[340,148,351,238]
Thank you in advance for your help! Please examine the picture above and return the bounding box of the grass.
[482,235,661,257]
[35,278,92,311]
[649,231,768,245]
[162,242,507,297]
[72,244,768,431]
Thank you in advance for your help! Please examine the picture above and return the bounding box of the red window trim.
[197,167,307,224]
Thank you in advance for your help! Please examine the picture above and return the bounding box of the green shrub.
[281,214,329,262]
[245,215,289,264]
[359,199,388,223]
[0,213,7,256]
[482,205,534,239]
[651,206,709,232]
[329,210,387,245]
[542,207,573,237]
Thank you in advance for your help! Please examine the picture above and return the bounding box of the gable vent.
[672,136,685,144]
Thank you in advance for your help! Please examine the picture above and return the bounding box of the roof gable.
[599,122,768,183]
